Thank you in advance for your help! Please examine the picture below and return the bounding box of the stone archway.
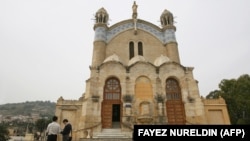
[165,78,186,124]
[101,77,122,128]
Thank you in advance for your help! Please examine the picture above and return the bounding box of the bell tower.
[160,9,180,64]
[91,8,109,70]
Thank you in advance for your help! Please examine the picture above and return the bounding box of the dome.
[103,53,121,63]
[154,55,171,66]
[95,7,109,24]
[128,55,146,66]
[161,9,172,16]
[160,9,174,26]
[96,7,108,14]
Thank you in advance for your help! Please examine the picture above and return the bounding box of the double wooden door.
[101,100,121,128]
[166,100,185,124]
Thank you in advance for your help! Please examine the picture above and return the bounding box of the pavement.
[8,136,25,141]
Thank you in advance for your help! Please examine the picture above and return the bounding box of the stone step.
[94,134,128,138]
[93,129,131,139]
[101,129,122,133]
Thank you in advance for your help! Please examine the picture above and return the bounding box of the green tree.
[35,118,50,132]
[206,90,220,99]
[0,124,10,141]
[206,74,250,124]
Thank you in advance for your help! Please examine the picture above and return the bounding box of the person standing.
[60,119,72,141]
[46,116,61,141]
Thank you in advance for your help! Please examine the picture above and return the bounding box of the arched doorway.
[165,78,186,124]
[101,77,122,128]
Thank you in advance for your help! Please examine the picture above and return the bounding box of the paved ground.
[8,136,25,141]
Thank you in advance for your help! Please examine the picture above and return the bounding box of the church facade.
[55,2,230,140]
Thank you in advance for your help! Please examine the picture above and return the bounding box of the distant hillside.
[0,101,56,117]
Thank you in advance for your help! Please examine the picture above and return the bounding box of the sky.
[0,0,250,105]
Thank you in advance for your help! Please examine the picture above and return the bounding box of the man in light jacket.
[46,116,61,141]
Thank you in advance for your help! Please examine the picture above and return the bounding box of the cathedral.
[55,2,230,140]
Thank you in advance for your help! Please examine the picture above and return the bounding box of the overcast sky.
[0,0,249,105]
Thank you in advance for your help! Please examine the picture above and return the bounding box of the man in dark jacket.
[60,119,72,141]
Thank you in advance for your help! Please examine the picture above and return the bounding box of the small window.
[129,41,134,59]
[138,42,143,56]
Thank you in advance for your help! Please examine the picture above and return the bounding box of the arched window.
[129,41,134,59]
[104,77,121,100]
[138,42,143,56]
[166,78,181,100]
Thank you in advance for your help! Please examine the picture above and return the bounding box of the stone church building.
[55,2,230,140]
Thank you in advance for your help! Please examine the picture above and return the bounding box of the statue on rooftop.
[132,1,138,34]
[132,1,138,19]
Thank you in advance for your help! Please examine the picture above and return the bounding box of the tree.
[206,74,250,124]
[206,90,220,99]
[35,118,50,133]
[0,124,10,141]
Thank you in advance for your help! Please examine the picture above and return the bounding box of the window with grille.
[104,78,121,100]
[166,78,181,100]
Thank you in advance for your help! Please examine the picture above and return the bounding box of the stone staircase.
[93,128,131,139]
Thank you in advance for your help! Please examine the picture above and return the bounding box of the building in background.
[55,1,230,140]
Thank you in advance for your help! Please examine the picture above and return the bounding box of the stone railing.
[77,122,102,139]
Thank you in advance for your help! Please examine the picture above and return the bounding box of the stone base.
[24,133,34,141]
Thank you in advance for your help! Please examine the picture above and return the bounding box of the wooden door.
[102,101,121,128]
[166,100,185,124]
[102,101,113,128]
